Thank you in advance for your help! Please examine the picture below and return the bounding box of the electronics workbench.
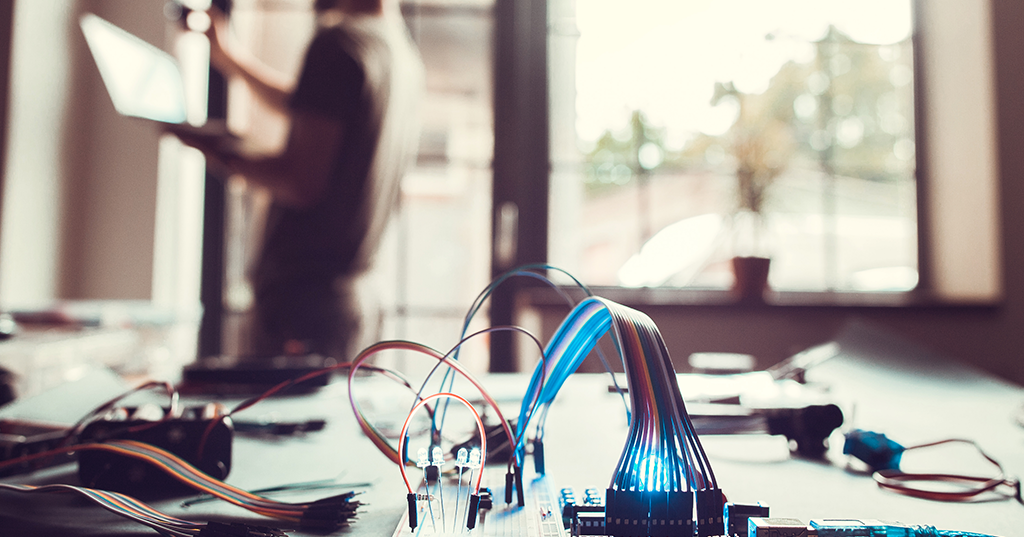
[1,272,1022,537]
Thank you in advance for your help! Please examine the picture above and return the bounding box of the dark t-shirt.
[248,15,421,356]
[253,21,387,290]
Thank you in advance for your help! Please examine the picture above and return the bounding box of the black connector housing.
[197,522,285,537]
[696,488,725,537]
[299,493,360,533]
[577,511,606,535]
[585,487,702,537]
[479,487,493,510]
[725,502,769,537]
[647,491,668,537]
[604,488,647,537]
[467,493,481,529]
[533,438,546,474]
[560,487,577,529]
[604,488,620,536]
[565,488,606,536]
[648,490,693,536]
[407,492,418,530]
[514,464,525,507]
[505,471,515,504]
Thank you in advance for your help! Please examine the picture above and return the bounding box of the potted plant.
[714,83,794,302]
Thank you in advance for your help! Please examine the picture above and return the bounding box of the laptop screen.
[80,13,188,124]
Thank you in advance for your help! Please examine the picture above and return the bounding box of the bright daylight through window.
[548,0,917,293]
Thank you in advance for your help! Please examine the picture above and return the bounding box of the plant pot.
[731,256,771,303]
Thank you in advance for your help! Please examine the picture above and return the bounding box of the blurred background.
[0,0,1020,399]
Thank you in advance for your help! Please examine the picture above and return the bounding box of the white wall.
[0,0,202,310]
[920,0,1002,303]
[0,1,75,306]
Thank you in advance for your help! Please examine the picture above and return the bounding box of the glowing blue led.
[637,456,667,492]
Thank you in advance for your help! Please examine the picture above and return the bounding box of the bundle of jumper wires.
[404,265,724,535]
[0,265,725,536]
[0,379,364,535]
[511,295,725,537]
[843,429,1023,505]
[0,267,548,536]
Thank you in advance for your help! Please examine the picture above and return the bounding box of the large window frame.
[488,0,1002,370]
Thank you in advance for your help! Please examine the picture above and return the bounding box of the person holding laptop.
[171,0,423,360]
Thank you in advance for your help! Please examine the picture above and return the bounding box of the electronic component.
[560,488,578,528]
[843,433,1019,504]
[509,297,725,537]
[180,354,334,394]
[198,522,287,537]
[560,487,607,535]
[813,519,914,536]
[0,419,75,476]
[749,517,818,537]
[764,404,845,459]
[726,503,771,537]
[478,487,493,510]
[392,467,565,537]
[298,492,361,532]
[77,404,233,496]
[232,418,325,436]
[749,517,1001,537]
[696,488,725,536]
[809,518,1005,537]
[467,493,481,529]
[577,511,606,535]
[842,430,905,472]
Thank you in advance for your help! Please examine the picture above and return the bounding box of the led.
[455,448,469,469]
[468,448,482,469]
[431,446,445,467]
[416,448,430,469]
[638,457,666,492]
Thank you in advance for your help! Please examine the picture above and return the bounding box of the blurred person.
[171,0,423,359]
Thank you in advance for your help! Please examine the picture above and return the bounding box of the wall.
[0,1,75,305]
[64,0,165,300]
[0,0,166,306]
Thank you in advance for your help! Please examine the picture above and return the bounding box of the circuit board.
[391,466,567,537]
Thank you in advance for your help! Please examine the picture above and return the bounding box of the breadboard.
[392,467,567,537]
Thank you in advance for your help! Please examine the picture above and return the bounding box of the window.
[548,0,919,293]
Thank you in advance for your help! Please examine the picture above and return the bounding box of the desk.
[1,327,1022,536]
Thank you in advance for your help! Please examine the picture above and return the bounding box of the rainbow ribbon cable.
[515,296,725,537]
[0,439,361,533]
[0,482,285,536]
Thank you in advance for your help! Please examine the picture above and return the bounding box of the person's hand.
[164,124,236,177]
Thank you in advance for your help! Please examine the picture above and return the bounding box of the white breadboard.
[392,467,567,537]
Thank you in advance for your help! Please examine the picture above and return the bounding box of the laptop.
[80,13,233,140]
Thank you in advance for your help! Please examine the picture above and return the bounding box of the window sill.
[522,286,1002,310]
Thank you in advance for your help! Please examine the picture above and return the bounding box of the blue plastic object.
[810,519,996,537]
[842,429,905,472]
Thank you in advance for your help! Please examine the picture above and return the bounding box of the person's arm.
[226,112,343,207]
[169,111,343,208]
[206,8,294,112]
